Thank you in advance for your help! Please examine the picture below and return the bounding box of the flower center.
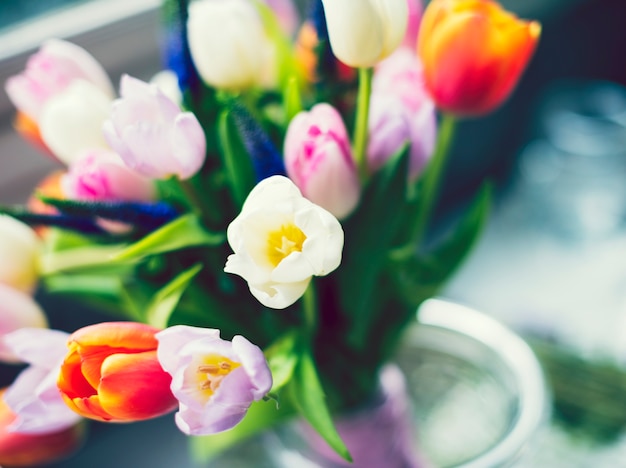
[196,355,240,397]
[266,223,307,267]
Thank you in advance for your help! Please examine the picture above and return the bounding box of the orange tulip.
[0,389,85,467]
[57,322,178,422]
[417,0,541,116]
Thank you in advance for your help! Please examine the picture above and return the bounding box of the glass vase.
[209,298,549,468]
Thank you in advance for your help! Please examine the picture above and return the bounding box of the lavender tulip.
[2,328,82,434]
[156,325,272,435]
[284,103,360,219]
[368,49,437,180]
[61,148,155,202]
[0,285,48,363]
[103,75,206,180]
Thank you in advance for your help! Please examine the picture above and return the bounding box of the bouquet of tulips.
[0,0,540,465]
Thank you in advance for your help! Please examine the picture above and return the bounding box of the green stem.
[302,281,318,341]
[353,67,374,182]
[393,114,457,260]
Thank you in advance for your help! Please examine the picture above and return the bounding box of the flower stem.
[393,114,457,259]
[302,281,318,341]
[177,177,220,226]
[353,67,374,182]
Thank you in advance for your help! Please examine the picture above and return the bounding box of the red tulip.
[57,322,178,422]
[417,0,541,116]
[0,389,85,467]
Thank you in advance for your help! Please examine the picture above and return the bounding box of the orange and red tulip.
[417,0,541,116]
[57,322,178,422]
[0,389,85,467]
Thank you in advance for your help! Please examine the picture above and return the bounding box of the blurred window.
[0,0,90,31]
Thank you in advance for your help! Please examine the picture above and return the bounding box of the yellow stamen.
[195,355,240,399]
[266,223,307,267]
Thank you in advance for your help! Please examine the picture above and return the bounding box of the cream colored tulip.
[321,0,408,68]
[0,215,41,293]
[187,0,277,90]
[39,80,112,165]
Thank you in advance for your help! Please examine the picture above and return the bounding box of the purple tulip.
[103,75,206,180]
[2,328,82,434]
[368,48,437,180]
[284,103,360,219]
[156,325,272,435]
[61,148,155,202]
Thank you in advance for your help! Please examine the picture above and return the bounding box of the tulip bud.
[61,148,156,202]
[4,38,113,123]
[0,389,85,467]
[320,0,408,68]
[0,215,41,293]
[368,49,437,179]
[284,103,360,219]
[103,75,206,180]
[187,0,278,90]
[418,0,541,116]
[57,322,178,422]
[39,80,112,165]
[0,285,48,363]
[156,325,273,435]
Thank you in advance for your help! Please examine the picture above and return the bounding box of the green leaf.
[218,110,256,208]
[113,214,224,261]
[189,399,293,463]
[288,350,352,462]
[394,182,492,306]
[145,263,203,328]
[39,244,132,276]
[265,332,299,392]
[338,145,410,349]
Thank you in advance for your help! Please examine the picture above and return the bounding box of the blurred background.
[1,0,626,466]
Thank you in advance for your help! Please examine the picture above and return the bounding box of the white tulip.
[187,0,277,90]
[225,176,344,309]
[321,0,408,68]
[39,80,112,165]
[0,215,42,293]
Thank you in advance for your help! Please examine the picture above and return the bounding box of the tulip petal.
[98,350,176,420]
[156,326,221,374]
[69,322,160,351]
[2,328,66,367]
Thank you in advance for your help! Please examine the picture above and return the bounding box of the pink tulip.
[402,0,423,49]
[368,49,437,180]
[61,148,155,202]
[156,325,272,435]
[0,285,48,363]
[4,39,113,123]
[2,328,82,434]
[103,75,206,180]
[284,104,360,219]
